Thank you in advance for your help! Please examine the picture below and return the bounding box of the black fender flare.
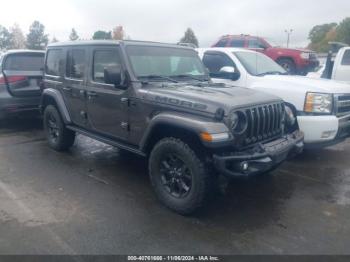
[139,112,229,152]
[41,88,72,124]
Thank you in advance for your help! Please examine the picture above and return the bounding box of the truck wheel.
[149,138,211,215]
[43,105,75,151]
[277,58,296,75]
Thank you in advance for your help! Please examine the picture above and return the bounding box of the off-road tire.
[149,137,212,215]
[43,105,75,151]
[277,58,296,75]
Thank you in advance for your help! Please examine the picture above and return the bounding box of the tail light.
[0,75,27,84]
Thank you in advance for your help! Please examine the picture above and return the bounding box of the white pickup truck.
[308,46,350,83]
[197,47,350,148]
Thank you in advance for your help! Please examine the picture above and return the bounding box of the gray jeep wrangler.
[41,40,303,214]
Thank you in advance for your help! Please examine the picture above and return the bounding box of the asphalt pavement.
[0,117,349,255]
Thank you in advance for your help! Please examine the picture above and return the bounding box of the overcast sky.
[0,0,349,47]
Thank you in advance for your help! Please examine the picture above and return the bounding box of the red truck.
[212,35,320,75]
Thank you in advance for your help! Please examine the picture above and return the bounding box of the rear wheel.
[43,105,75,151]
[277,58,296,75]
[149,137,212,215]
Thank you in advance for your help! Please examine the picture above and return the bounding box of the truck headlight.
[304,93,333,114]
[300,52,310,60]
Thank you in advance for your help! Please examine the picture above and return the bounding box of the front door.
[85,46,129,140]
[63,47,88,127]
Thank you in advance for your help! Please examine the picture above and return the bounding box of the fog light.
[241,162,249,171]
[321,130,336,139]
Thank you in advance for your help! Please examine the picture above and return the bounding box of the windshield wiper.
[257,71,287,76]
[172,74,209,82]
[138,75,178,83]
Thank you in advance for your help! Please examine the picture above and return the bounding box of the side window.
[248,38,266,49]
[215,38,228,47]
[45,49,62,76]
[93,50,121,83]
[229,39,245,48]
[341,50,350,66]
[202,52,234,75]
[66,49,86,79]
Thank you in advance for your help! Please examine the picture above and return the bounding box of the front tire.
[149,137,211,215]
[277,58,296,75]
[43,105,75,151]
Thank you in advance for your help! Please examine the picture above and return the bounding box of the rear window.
[214,38,228,47]
[341,50,350,66]
[4,53,44,71]
[45,49,63,76]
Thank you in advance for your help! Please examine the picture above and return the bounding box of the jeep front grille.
[244,102,285,146]
[336,94,350,117]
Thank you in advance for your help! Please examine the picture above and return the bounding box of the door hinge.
[80,111,87,119]
[121,122,129,130]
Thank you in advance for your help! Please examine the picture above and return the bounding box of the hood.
[142,82,281,116]
[260,75,350,94]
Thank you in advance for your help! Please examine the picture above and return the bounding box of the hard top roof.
[48,40,194,50]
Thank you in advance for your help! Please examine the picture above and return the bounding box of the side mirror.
[217,66,240,80]
[104,65,123,86]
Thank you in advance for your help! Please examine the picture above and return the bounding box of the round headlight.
[230,111,248,135]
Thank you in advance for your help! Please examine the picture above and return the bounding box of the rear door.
[63,47,88,127]
[2,52,45,97]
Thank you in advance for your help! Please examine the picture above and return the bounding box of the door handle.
[87,91,98,98]
[63,87,72,91]
[120,97,129,103]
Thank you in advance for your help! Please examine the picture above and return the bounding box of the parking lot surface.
[0,117,349,255]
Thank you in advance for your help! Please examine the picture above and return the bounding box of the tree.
[51,37,59,43]
[92,30,112,40]
[69,28,79,41]
[113,26,124,40]
[308,23,337,52]
[179,28,199,47]
[26,21,49,50]
[336,17,350,45]
[0,25,11,50]
[9,24,26,49]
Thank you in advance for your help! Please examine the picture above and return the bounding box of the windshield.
[126,45,208,81]
[234,51,286,76]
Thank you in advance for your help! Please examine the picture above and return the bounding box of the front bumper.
[298,115,350,148]
[213,130,304,177]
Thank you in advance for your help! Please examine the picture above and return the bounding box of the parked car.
[41,40,303,214]
[307,43,350,83]
[0,50,45,119]
[197,47,350,148]
[212,35,319,75]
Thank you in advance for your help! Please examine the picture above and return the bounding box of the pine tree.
[26,21,49,50]
[180,28,199,47]
[9,24,26,49]
[0,25,11,50]
[69,28,79,41]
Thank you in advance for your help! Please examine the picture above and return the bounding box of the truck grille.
[336,95,350,116]
[244,102,285,146]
